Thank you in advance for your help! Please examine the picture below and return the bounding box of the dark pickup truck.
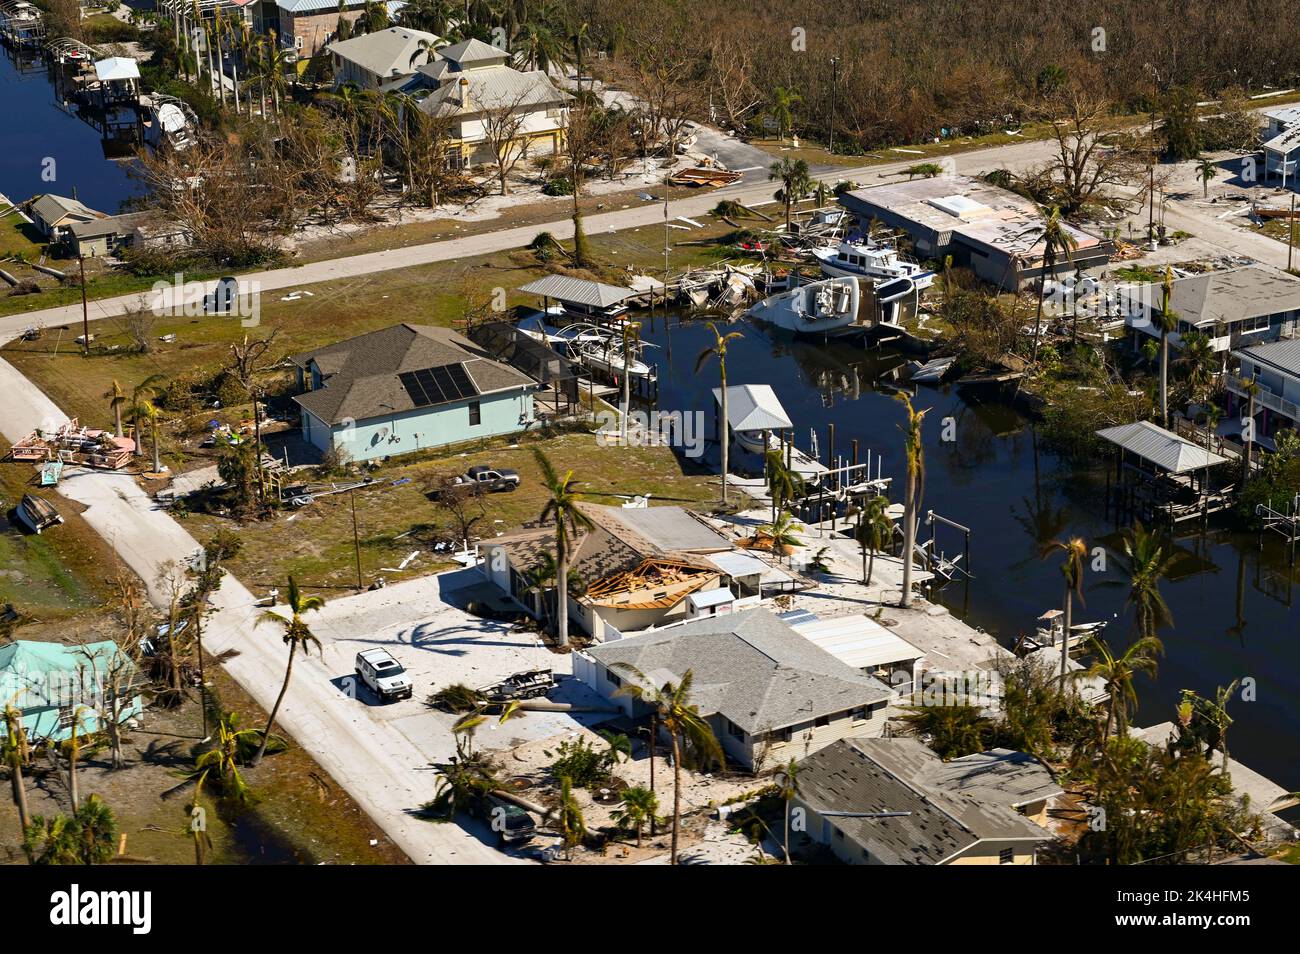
[432,466,521,497]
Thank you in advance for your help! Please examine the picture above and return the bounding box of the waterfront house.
[794,739,1061,865]
[0,640,144,745]
[575,608,893,771]
[290,323,536,463]
[1228,338,1300,448]
[27,194,106,246]
[482,504,756,639]
[69,211,157,258]
[1262,104,1300,184]
[326,25,439,90]
[405,38,569,169]
[256,0,369,60]
[1120,266,1300,358]
[836,175,1112,291]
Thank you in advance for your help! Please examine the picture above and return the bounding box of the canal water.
[641,314,1300,796]
[0,46,145,213]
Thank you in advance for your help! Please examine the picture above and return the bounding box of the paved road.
[0,359,519,864]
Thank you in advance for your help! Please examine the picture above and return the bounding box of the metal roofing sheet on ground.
[1096,420,1229,474]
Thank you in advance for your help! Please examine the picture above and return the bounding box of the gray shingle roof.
[291,324,533,425]
[586,608,892,734]
[1126,266,1300,327]
[415,64,567,118]
[1096,420,1229,474]
[796,739,1054,864]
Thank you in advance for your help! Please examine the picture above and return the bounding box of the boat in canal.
[15,493,63,534]
[748,275,861,335]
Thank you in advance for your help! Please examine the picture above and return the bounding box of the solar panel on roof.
[397,365,479,409]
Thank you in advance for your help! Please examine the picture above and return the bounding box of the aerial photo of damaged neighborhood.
[1,0,1299,869]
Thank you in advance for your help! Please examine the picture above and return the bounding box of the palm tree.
[252,577,324,765]
[695,322,744,505]
[3,703,31,832]
[767,85,800,141]
[556,775,584,860]
[768,156,812,230]
[1154,266,1181,427]
[135,399,163,475]
[1030,206,1078,365]
[1179,681,1239,774]
[71,794,118,864]
[1195,156,1218,197]
[1237,372,1260,483]
[105,380,127,438]
[611,667,724,865]
[177,710,271,805]
[1113,521,1177,639]
[855,494,893,586]
[1041,536,1087,691]
[130,374,165,457]
[894,393,928,608]
[533,448,594,648]
[763,447,805,523]
[612,785,658,847]
[1083,635,1162,739]
[777,758,798,864]
[618,320,641,445]
[759,510,804,565]
[1177,328,1217,414]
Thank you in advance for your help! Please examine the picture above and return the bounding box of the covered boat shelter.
[1097,420,1233,525]
[518,275,638,323]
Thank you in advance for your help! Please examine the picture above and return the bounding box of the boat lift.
[1256,496,1300,563]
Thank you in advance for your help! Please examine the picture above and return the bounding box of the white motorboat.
[516,316,607,351]
[812,239,935,290]
[748,276,861,334]
[574,339,654,378]
[1028,610,1107,654]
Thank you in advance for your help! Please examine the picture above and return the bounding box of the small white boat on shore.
[907,356,955,384]
[748,275,861,334]
[812,239,935,290]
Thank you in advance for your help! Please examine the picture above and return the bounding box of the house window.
[605,669,621,687]
[814,714,831,728]
[468,401,481,426]
[726,719,745,741]
[999,848,1014,865]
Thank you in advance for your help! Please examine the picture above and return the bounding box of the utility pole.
[350,488,363,591]
[78,255,89,355]
[829,56,839,155]
[1289,193,1296,273]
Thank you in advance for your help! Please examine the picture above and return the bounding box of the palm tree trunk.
[1060,588,1072,693]
[867,546,876,586]
[151,417,161,474]
[254,643,295,765]
[113,405,123,438]
[555,535,569,648]
[900,471,916,608]
[670,730,682,865]
[719,364,729,504]
[11,758,30,831]
[1160,333,1170,426]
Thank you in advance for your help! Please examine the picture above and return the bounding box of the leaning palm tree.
[611,667,723,865]
[1041,536,1087,692]
[695,322,744,505]
[894,393,928,608]
[533,448,594,648]
[105,380,127,438]
[611,785,658,848]
[1030,206,1078,365]
[768,156,812,230]
[252,577,324,765]
[176,710,272,805]
[129,374,166,456]
[759,510,804,565]
[3,703,32,832]
[1113,521,1177,640]
[1154,266,1181,427]
[777,758,799,865]
[1083,635,1162,739]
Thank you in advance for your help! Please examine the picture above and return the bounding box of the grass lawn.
[0,441,123,621]
[5,221,741,588]
[181,427,725,592]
